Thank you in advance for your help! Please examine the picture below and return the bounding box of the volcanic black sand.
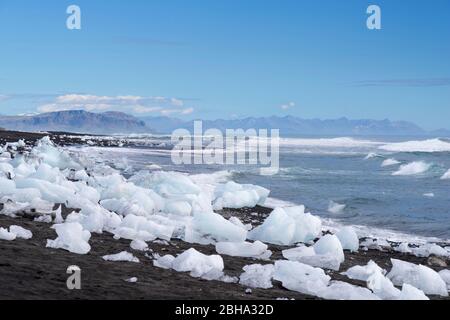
[0,130,449,300]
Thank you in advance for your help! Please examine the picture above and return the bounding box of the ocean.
[71,135,450,241]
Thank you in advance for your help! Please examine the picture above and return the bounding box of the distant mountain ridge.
[0,110,149,134]
[142,115,446,136]
[0,110,448,136]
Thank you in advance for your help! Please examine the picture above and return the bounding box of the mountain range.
[0,110,448,136]
[0,110,148,134]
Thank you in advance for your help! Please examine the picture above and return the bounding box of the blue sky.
[0,0,449,129]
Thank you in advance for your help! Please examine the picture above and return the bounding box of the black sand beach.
[0,130,449,300]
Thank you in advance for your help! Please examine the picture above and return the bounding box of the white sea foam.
[279,137,382,148]
[381,158,401,167]
[441,169,450,180]
[379,138,450,153]
[328,201,346,214]
[392,161,432,176]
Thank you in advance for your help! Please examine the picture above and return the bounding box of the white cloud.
[280,102,295,110]
[37,94,194,116]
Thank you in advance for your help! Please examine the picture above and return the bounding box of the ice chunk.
[282,234,345,271]
[0,177,15,195]
[392,161,431,176]
[103,251,140,263]
[32,137,81,170]
[228,217,252,231]
[273,260,330,296]
[314,235,345,264]
[248,208,295,245]
[343,260,385,281]
[282,245,316,260]
[0,162,15,178]
[387,259,448,297]
[164,200,192,217]
[46,222,91,255]
[153,254,175,269]
[130,239,149,251]
[113,214,174,242]
[154,248,224,280]
[282,241,343,271]
[317,281,380,300]
[438,270,450,291]
[398,284,429,300]
[0,227,16,241]
[239,264,274,289]
[412,243,449,258]
[367,270,401,300]
[328,201,346,214]
[394,242,413,254]
[213,181,270,209]
[9,225,33,239]
[193,211,247,243]
[248,206,322,245]
[215,241,272,259]
[336,227,359,252]
[74,170,90,181]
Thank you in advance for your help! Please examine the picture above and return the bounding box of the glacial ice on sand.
[273,260,331,296]
[215,241,272,259]
[387,259,448,297]
[335,226,359,252]
[248,206,322,245]
[103,251,140,263]
[153,248,224,280]
[239,264,274,289]
[46,222,91,255]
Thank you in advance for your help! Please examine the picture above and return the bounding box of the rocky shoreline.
[0,130,449,300]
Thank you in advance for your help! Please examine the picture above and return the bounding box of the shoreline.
[0,130,449,300]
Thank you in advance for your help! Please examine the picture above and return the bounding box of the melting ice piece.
[394,242,413,254]
[193,211,247,243]
[103,251,140,263]
[248,206,322,246]
[46,222,91,255]
[398,284,429,300]
[328,201,346,214]
[273,260,330,296]
[438,270,450,291]
[0,227,16,241]
[342,260,386,282]
[215,241,272,260]
[130,239,149,251]
[153,248,224,280]
[313,235,345,264]
[387,259,448,297]
[336,227,359,252]
[239,264,274,289]
[282,240,344,271]
[9,225,33,239]
[317,281,380,300]
[411,243,449,258]
[213,181,270,210]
